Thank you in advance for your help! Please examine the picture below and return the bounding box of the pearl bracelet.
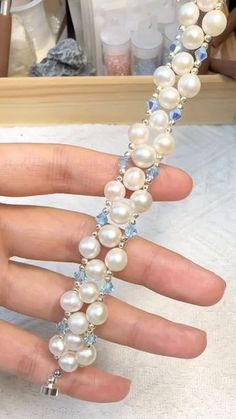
[41,0,227,397]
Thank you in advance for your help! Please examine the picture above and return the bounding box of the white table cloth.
[0,124,235,419]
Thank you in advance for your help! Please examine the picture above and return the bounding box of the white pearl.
[60,290,83,313]
[178,2,200,26]
[172,52,194,76]
[131,190,153,213]
[79,281,100,304]
[105,248,128,272]
[68,312,89,335]
[178,73,201,98]
[79,236,101,259]
[58,351,79,373]
[76,345,97,367]
[85,259,107,282]
[159,87,180,110]
[153,133,176,156]
[131,145,156,169]
[64,333,84,352]
[149,110,169,132]
[153,66,176,88]
[123,167,146,191]
[128,123,149,145]
[202,10,227,37]
[197,0,218,12]
[104,180,126,201]
[86,301,109,326]
[110,199,135,225]
[49,335,65,357]
[98,224,122,248]
[182,25,204,50]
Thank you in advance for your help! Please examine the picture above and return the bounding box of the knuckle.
[126,315,141,348]
[0,261,9,306]
[16,339,45,381]
[48,145,73,192]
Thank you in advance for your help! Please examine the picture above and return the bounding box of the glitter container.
[131,27,163,76]
[100,25,131,76]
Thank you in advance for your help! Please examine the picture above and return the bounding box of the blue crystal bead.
[100,281,114,295]
[119,155,129,171]
[74,268,87,283]
[56,320,69,333]
[84,333,97,346]
[146,166,160,181]
[147,97,160,114]
[125,223,138,239]
[95,212,108,226]
[169,40,182,55]
[170,108,182,122]
[195,47,208,63]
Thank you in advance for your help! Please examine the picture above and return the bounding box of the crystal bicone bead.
[100,281,114,295]
[169,40,182,55]
[119,155,129,171]
[146,166,160,181]
[95,212,108,226]
[147,98,160,114]
[125,223,138,239]
[84,333,98,346]
[170,108,182,122]
[195,47,208,63]
[74,267,87,283]
[56,320,70,333]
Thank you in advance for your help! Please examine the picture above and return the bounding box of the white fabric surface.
[0,124,235,419]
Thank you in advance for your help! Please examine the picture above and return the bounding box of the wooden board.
[0,75,235,126]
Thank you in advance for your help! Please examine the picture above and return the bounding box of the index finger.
[0,143,192,200]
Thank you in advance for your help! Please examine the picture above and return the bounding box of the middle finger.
[1,204,225,306]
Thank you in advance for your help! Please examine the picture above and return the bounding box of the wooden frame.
[0,74,235,126]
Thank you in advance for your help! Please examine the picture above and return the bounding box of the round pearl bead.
[98,224,122,248]
[79,281,100,304]
[85,259,107,282]
[86,301,108,326]
[58,351,79,373]
[159,87,180,110]
[105,248,128,272]
[202,10,227,37]
[64,333,84,352]
[128,123,149,146]
[197,0,218,12]
[172,52,194,76]
[60,290,83,313]
[68,312,89,335]
[182,25,204,50]
[104,180,126,201]
[153,66,176,88]
[49,335,65,357]
[178,73,201,98]
[131,190,153,213]
[110,199,135,225]
[79,236,101,259]
[178,2,200,27]
[149,110,169,132]
[131,144,156,169]
[153,133,176,156]
[123,167,146,191]
[76,345,97,367]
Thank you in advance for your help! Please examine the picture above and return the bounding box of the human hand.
[0,143,226,402]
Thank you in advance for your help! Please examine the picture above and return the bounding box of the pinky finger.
[0,321,131,402]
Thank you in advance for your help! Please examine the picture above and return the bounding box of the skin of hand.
[0,143,226,402]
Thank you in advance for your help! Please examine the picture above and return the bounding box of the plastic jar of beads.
[101,26,131,76]
[131,27,163,76]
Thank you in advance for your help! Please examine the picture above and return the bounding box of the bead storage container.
[131,26,163,75]
[100,26,131,76]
